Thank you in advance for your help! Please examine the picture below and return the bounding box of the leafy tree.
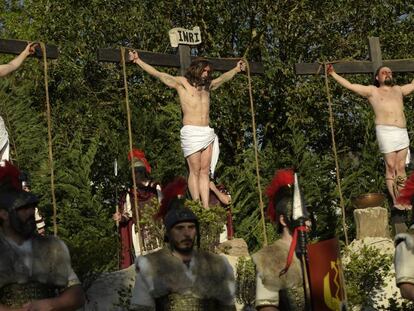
[0,1,413,285]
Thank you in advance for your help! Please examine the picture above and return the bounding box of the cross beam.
[295,37,414,75]
[97,47,264,75]
[0,39,59,59]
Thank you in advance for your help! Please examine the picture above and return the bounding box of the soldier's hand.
[113,211,122,222]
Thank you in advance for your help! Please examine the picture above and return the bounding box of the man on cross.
[0,42,37,162]
[328,64,414,209]
[129,50,245,209]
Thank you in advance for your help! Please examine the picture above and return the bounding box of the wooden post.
[97,49,264,74]
[368,37,383,75]
[178,45,191,76]
[295,37,414,75]
[0,38,58,59]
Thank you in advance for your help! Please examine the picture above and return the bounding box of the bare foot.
[394,204,412,211]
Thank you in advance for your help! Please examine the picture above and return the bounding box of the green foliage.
[186,200,227,252]
[343,245,392,308]
[235,256,256,308]
[386,294,414,311]
[0,1,414,291]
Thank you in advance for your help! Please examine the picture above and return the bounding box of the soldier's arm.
[400,283,414,301]
[129,50,182,89]
[395,231,414,302]
[210,60,245,90]
[130,257,156,309]
[327,64,373,98]
[400,80,414,96]
[0,43,36,77]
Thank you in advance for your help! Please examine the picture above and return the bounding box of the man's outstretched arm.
[129,50,182,89]
[401,79,414,96]
[0,42,37,77]
[210,60,245,90]
[327,64,373,98]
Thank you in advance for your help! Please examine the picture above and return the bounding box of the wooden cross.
[295,36,414,76]
[0,38,58,59]
[97,34,266,248]
[97,45,264,75]
[295,36,414,241]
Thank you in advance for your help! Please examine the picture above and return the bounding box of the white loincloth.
[0,117,9,161]
[376,125,410,164]
[180,125,220,177]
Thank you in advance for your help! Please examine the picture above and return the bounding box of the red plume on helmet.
[127,148,151,174]
[396,173,414,206]
[0,161,39,212]
[0,161,22,191]
[155,177,187,220]
[265,168,294,222]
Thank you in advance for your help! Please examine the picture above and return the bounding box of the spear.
[293,173,312,310]
[114,158,120,268]
[114,158,119,228]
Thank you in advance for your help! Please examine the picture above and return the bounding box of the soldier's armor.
[136,248,236,311]
[0,234,71,307]
[395,225,414,287]
[253,239,305,311]
[154,293,236,311]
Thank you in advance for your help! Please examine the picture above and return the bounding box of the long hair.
[184,58,213,90]
[373,65,387,88]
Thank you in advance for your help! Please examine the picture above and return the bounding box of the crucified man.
[129,51,245,209]
[328,64,414,209]
[0,42,37,162]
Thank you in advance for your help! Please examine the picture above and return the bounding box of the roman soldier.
[253,168,310,310]
[113,148,162,269]
[0,161,85,309]
[130,177,236,310]
[394,173,414,301]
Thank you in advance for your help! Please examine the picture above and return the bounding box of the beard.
[384,77,395,86]
[170,238,194,254]
[9,211,36,239]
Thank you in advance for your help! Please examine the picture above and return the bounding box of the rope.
[120,47,144,254]
[40,42,58,237]
[242,56,268,246]
[323,63,349,246]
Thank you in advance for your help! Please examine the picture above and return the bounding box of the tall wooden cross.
[0,38,58,59]
[97,27,267,250]
[295,37,414,76]
[294,36,414,239]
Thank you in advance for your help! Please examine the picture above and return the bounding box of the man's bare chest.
[371,89,403,106]
[178,86,210,102]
